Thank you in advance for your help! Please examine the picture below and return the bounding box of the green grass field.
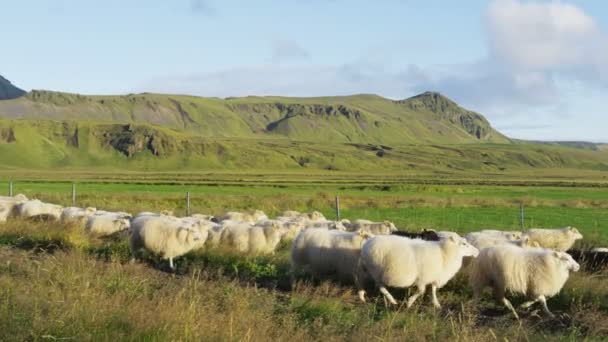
[0,178,607,340]
[4,180,607,243]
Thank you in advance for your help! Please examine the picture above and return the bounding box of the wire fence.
[4,181,607,242]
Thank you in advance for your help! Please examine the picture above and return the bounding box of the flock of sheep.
[0,193,604,319]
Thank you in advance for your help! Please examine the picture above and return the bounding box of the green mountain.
[0,89,508,145]
[0,77,606,176]
[0,75,26,100]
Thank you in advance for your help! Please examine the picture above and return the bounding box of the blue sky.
[2,0,607,142]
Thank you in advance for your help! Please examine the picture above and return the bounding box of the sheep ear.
[448,236,456,242]
[552,251,560,258]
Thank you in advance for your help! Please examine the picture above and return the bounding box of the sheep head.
[114,218,131,231]
[355,229,374,240]
[566,226,583,241]
[447,235,479,257]
[553,251,580,272]
[14,194,28,203]
[383,221,398,233]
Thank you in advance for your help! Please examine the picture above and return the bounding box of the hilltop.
[0,75,25,100]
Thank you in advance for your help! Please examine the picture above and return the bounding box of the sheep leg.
[537,295,555,318]
[169,257,175,271]
[406,285,426,308]
[501,297,520,320]
[520,298,540,309]
[354,266,367,303]
[378,284,398,305]
[430,284,441,309]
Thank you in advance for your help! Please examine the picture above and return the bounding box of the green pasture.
[2,180,607,244]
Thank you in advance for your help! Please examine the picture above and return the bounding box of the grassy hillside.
[0,84,606,176]
[0,118,605,176]
[0,90,509,145]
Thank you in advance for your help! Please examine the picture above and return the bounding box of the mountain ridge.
[0,87,509,145]
[0,75,26,100]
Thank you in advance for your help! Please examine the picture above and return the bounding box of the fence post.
[519,203,524,229]
[8,181,12,197]
[335,196,340,221]
[72,183,76,205]
[186,191,191,216]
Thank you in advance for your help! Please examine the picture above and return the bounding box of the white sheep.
[61,206,97,225]
[205,224,225,247]
[190,213,216,222]
[15,199,63,221]
[280,210,325,221]
[134,210,172,219]
[466,233,539,250]
[222,210,268,224]
[220,222,283,254]
[304,219,348,231]
[356,235,479,307]
[85,215,130,237]
[345,219,397,235]
[478,230,523,239]
[281,210,301,218]
[129,215,205,270]
[523,227,583,251]
[0,194,28,222]
[257,219,303,241]
[290,228,373,283]
[469,244,580,319]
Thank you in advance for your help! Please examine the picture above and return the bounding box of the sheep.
[257,219,304,241]
[478,230,523,239]
[85,215,130,237]
[0,193,28,202]
[466,233,540,250]
[61,206,97,225]
[281,210,301,218]
[304,219,348,231]
[0,194,28,222]
[205,224,224,247]
[15,199,63,221]
[465,231,521,245]
[356,235,479,307]
[346,219,397,235]
[591,247,608,253]
[469,244,579,319]
[391,229,440,241]
[129,215,205,270]
[290,228,373,283]
[134,210,172,219]
[280,210,325,221]
[222,210,268,224]
[190,213,216,222]
[220,222,283,254]
[523,227,583,252]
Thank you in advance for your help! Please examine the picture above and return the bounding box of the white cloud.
[485,0,607,74]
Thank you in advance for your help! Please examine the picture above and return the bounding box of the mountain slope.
[0,75,25,100]
[0,90,509,145]
[0,81,605,175]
